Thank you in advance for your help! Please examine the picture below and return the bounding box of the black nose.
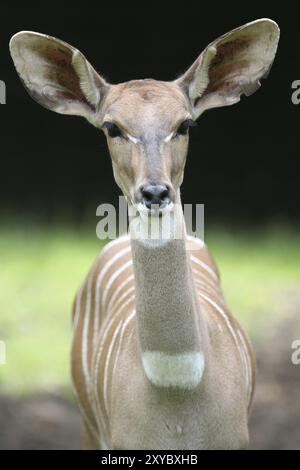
[141,184,170,209]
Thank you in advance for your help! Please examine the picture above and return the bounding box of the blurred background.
[0,0,299,449]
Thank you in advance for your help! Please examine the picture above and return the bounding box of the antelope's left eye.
[174,119,197,137]
[102,121,124,138]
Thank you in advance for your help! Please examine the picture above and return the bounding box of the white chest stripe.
[186,235,205,249]
[106,274,134,312]
[199,293,248,386]
[73,282,84,332]
[101,259,133,310]
[72,385,100,444]
[111,310,136,385]
[96,245,131,292]
[99,235,130,258]
[92,298,135,426]
[79,235,252,442]
[94,246,131,334]
[82,272,94,388]
[142,351,205,389]
[190,255,218,281]
[110,287,135,315]
[103,320,123,415]
[237,329,252,400]
[100,253,217,313]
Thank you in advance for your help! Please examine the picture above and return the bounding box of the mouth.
[134,202,174,220]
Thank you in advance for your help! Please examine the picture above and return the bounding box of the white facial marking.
[142,351,205,389]
[163,132,174,143]
[126,133,141,144]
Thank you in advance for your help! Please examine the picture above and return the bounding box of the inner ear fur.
[9,31,109,120]
[175,19,280,117]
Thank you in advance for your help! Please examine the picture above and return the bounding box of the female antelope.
[10,19,279,449]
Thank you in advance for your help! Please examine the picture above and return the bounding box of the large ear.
[9,31,109,124]
[175,19,280,119]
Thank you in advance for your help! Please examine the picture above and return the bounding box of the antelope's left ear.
[175,19,280,119]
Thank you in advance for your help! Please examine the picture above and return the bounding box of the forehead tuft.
[103,80,189,130]
[141,89,157,101]
[107,79,186,105]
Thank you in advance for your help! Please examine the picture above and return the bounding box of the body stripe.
[191,255,218,281]
[237,329,252,400]
[103,320,123,415]
[94,246,131,321]
[92,297,135,431]
[106,274,135,312]
[82,265,97,390]
[101,259,133,310]
[73,283,84,332]
[72,235,254,448]
[110,286,135,315]
[111,310,136,389]
[199,293,249,386]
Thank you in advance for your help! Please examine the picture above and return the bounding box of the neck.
[129,196,207,389]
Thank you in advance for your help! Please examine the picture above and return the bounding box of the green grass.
[0,221,299,394]
[207,225,300,334]
[0,221,104,395]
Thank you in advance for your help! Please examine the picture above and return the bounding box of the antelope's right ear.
[9,31,109,124]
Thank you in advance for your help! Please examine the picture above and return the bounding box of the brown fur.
[9,18,280,449]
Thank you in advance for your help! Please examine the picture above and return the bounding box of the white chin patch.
[142,351,205,389]
[129,203,178,247]
[137,202,174,220]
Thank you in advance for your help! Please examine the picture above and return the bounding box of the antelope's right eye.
[102,122,123,138]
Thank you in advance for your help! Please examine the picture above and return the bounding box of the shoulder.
[97,234,131,265]
[186,235,220,280]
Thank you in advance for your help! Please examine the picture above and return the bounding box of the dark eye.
[102,121,123,138]
[174,119,197,137]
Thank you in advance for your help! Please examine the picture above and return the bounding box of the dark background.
[0,1,299,226]
[1,2,300,451]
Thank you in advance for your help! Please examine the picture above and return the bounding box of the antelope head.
[10,19,279,219]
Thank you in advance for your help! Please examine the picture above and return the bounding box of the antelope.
[10,18,279,449]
